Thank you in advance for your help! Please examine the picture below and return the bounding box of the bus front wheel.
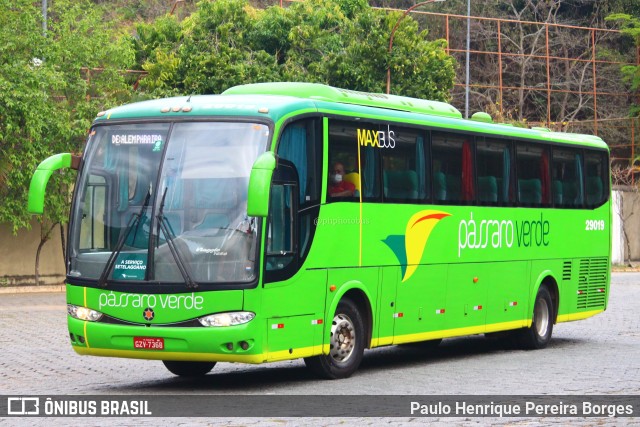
[162,360,216,377]
[518,286,554,350]
[304,299,365,379]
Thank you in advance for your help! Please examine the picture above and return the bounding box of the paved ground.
[0,273,638,426]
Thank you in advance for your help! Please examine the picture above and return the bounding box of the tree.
[606,13,640,117]
[0,0,134,283]
[134,0,456,101]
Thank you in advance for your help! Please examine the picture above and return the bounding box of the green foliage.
[0,0,134,234]
[606,13,640,117]
[135,0,455,101]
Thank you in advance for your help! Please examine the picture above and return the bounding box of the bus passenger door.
[261,118,325,360]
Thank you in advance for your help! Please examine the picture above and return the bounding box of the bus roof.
[95,82,608,150]
[223,82,464,119]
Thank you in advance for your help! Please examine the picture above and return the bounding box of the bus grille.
[562,260,572,281]
[577,257,608,310]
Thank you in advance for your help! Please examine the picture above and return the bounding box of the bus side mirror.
[247,151,276,217]
[28,153,81,215]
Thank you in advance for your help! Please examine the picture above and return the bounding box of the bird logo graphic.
[382,210,451,282]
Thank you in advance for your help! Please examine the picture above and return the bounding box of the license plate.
[133,337,164,350]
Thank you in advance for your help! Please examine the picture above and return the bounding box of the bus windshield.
[68,121,270,285]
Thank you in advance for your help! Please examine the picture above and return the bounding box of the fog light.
[226,342,234,351]
[239,341,249,350]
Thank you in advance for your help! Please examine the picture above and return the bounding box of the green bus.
[28,82,610,379]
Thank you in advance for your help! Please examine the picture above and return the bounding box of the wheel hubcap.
[329,313,356,363]
[534,298,550,337]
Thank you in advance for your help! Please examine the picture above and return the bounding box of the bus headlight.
[67,304,103,322]
[198,312,255,327]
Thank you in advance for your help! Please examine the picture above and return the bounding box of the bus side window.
[79,174,108,250]
[278,119,321,207]
[552,148,584,208]
[516,143,550,207]
[265,162,299,276]
[477,138,512,205]
[584,150,608,208]
[382,127,429,203]
[327,120,380,202]
[432,132,471,204]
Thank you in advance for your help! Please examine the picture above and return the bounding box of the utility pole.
[465,0,470,118]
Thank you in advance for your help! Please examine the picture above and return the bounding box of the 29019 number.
[585,220,605,231]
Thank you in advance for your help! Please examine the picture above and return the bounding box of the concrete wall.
[613,189,640,265]
[0,220,65,286]
[612,191,624,264]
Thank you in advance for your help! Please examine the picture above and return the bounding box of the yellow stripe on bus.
[74,347,268,364]
[83,321,90,349]
[371,320,531,348]
[557,309,604,323]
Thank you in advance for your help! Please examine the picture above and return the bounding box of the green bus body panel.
[28,153,72,214]
[302,201,609,346]
[67,285,243,324]
[61,82,610,365]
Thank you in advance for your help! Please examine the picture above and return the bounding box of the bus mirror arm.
[28,153,76,215]
[70,154,82,170]
[247,151,277,217]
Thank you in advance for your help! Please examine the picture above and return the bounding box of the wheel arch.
[532,270,560,324]
[327,283,374,349]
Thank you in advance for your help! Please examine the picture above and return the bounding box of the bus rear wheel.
[304,299,365,379]
[162,360,216,377]
[518,286,554,350]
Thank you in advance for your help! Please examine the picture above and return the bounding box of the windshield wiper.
[156,187,198,289]
[97,186,152,287]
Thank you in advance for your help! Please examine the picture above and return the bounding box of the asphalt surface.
[0,273,638,426]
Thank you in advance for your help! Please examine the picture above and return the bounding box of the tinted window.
[477,138,512,205]
[432,132,475,204]
[278,119,322,207]
[552,148,584,208]
[328,120,380,201]
[382,127,428,203]
[516,143,550,206]
[584,150,609,208]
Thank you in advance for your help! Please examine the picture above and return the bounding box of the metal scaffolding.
[162,0,640,168]
[277,2,639,167]
[377,8,639,169]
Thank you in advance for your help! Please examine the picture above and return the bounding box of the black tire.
[304,299,366,379]
[162,360,216,377]
[517,286,554,350]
